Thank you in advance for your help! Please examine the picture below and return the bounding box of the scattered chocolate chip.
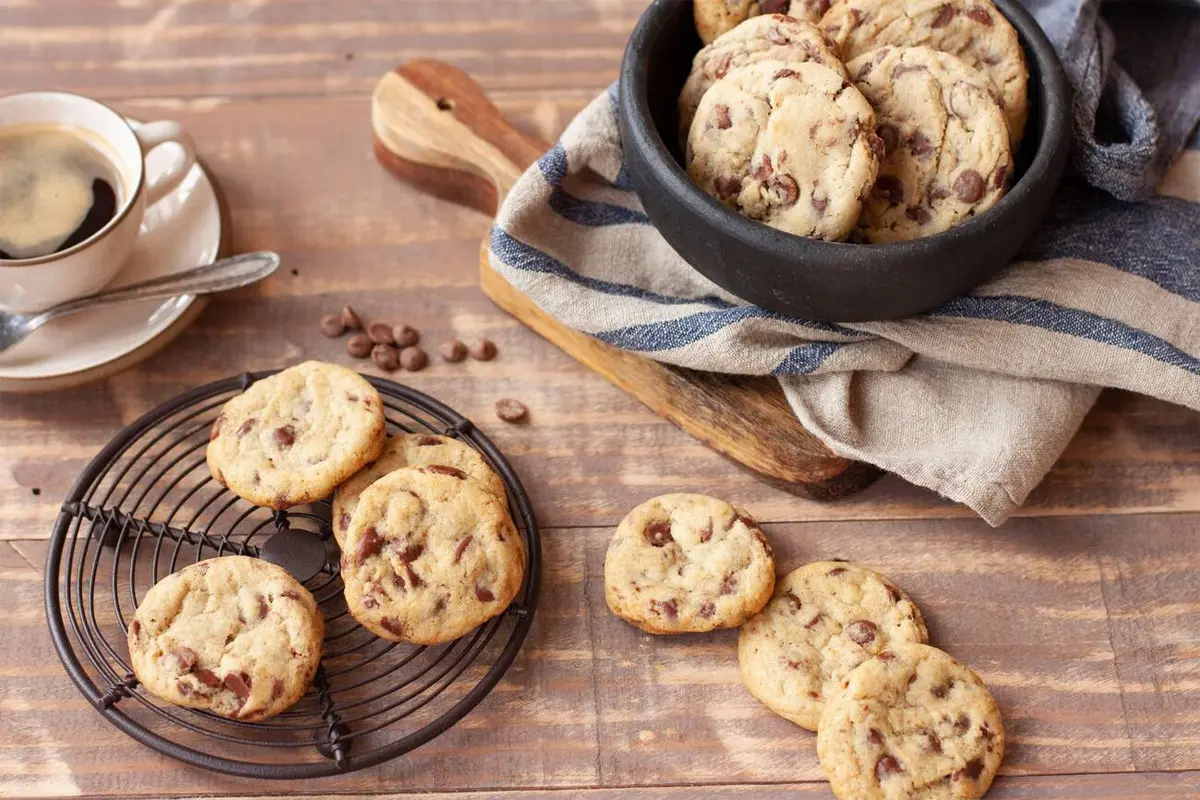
[770,174,799,206]
[698,601,716,618]
[339,512,350,532]
[760,0,788,11]
[846,619,878,645]
[416,435,441,446]
[256,594,268,619]
[887,585,903,603]
[453,536,473,563]
[929,183,951,201]
[805,614,824,629]
[368,322,395,345]
[380,618,405,637]
[848,8,863,26]
[907,130,934,157]
[495,398,528,423]
[347,333,372,358]
[399,346,428,371]
[905,205,933,225]
[954,169,986,203]
[965,6,993,24]
[954,713,971,734]
[924,729,943,752]
[361,594,378,609]
[235,419,255,439]
[873,175,904,206]
[932,4,956,27]
[475,586,496,603]
[753,154,774,181]
[714,104,732,130]
[273,425,296,448]
[223,672,251,700]
[772,68,798,81]
[130,620,141,637]
[992,164,1010,189]
[980,723,996,742]
[875,755,904,782]
[176,680,192,696]
[194,669,221,688]
[650,598,678,619]
[393,324,420,348]
[721,574,739,595]
[424,464,466,479]
[356,527,383,564]
[877,123,899,156]
[933,680,953,699]
[404,563,423,588]
[699,520,714,543]
[439,339,468,362]
[209,415,224,441]
[767,26,790,45]
[644,520,674,547]
[953,758,985,781]
[341,305,363,330]
[811,192,829,214]
[713,52,733,79]
[714,175,742,200]
[784,592,802,612]
[876,651,896,661]
[395,543,424,563]
[271,678,284,701]
[371,343,399,371]
[469,339,497,361]
[320,314,345,337]
[172,646,198,672]
[280,589,301,600]
[868,728,885,746]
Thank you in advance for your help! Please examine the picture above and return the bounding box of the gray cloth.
[490,0,1200,524]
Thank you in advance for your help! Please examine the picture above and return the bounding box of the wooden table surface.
[3,1,1199,798]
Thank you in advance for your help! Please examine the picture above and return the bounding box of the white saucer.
[0,121,225,392]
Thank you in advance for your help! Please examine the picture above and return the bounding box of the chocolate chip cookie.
[341,467,525,645]
[680,13,847,136]
[332,432,506,547]
[821,0,1028,146]
[207,361,386,509]
[695,0,839,43]
[604,494,776,634]
[738,561,928,730]
[127,556,324,721]
[687,60,882,240]
[848,46,1012,243]
[818,643,1005,800]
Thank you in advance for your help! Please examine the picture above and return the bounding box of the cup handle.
[134,120,198,207]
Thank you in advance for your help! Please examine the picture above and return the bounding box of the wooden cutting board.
[370,60,880,500]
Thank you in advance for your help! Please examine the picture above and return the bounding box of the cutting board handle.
[371,60,547,216]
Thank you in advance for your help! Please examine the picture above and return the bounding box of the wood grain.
[9,514,1199,795]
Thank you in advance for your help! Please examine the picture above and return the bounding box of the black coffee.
[0,124,122,260]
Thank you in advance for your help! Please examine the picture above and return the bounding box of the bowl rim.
[617,0,1071,269]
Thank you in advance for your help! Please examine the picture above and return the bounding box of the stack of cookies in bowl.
[126,361,524,722]
[604,493,1006,799]
[685,0,1027,243]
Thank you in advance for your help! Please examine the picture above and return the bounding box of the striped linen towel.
[489,0,1200,525]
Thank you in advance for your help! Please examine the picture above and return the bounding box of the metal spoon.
[0,251,280,354]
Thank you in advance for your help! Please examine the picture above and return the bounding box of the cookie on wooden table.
[206,361,386,509]
[604,493,776,634]
[679,14,848,137]
[341,467,525,645]
[688,60,882,241]
[818,642,1005,800]
[332,432,506,547]
[127,556,324,721]
[821,0,1028,146]
[848,47,1012,243]
[738,561,928,730]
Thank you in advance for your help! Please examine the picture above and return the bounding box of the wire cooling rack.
[44,371,540,778]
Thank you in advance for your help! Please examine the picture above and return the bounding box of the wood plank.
[0,94,1195,537]
[8,514,1199,795]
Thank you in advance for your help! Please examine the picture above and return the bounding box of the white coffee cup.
[0,91,197,313]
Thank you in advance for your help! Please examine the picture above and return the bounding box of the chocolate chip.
[475,586,495,603]
[767,26,790,45]
[760,0,788,11]
[770,174,799,206]
[209,415,224,441]
[878,123,899,156]
[873,175,904,206]
[698,601,716,618]
[805,614,823,629]
[339,512,350,532]
[271,678,284,701]
[439,339,468,362]
[772,68,798,81]
[273,425,296,448]
[980,723,996,742]
[811,192,829,214]
[721,574,739,595]
[848,7,862,25]
[280,589,301,600]
[714,104,732,130]
[907,130,934,157]
[383,323,415,348]
[953,758,985,781]
[172,646,198,672]
[933,680,953,699]
[130,620,141,637]
[932,4,956,27]
[256,594,268,619]
[356,526,383,564]
[347,333,372,358]
[320,313,345,337]
[235,419,255,439]
[404,563,423,588]
[887,585,902,603]
[371,343,399,371]
[453,536,473,563]
[361,594,378,609]
[828,566,848,577]
[415,435,441,446]
[876,651,896,661]
[714,175,742,200]
[422,464,464,480]
[929,183,951,201]
[650,598,678,618]
[954,713,971,734]
[699,520,714,543]
[784,591,802,612]
[868,728,885,746]
[924,729,943,752]
[194,669,221,688]
[905,206,933,225]
[396,346,426,371]
[223,672,251,701]
[992,164,1010,189]
[469,339,497,361]
[875,755,903,782]
[395,543,424,563]
[846,619,878,645]
[176,680,192,696]
[644,520,673,547]
[380,617,405,638]
[753,154,774,181]
[965,6,993,24]
[368,321,395,345]
[954,169,986,203]
[713,52,732,79]
[495,398,528,423]
[341,305,363,330]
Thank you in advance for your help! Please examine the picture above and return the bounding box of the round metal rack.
[44,371,541,778]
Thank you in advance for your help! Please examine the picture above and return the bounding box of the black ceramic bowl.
[617,0,1070,321]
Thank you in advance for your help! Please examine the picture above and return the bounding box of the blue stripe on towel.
[1020,184,1200,302]
[932,295,1200,376]
[538,145,650,227]
[773,342,845,375]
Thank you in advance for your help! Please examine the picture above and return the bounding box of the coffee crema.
[0,123,122,261]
